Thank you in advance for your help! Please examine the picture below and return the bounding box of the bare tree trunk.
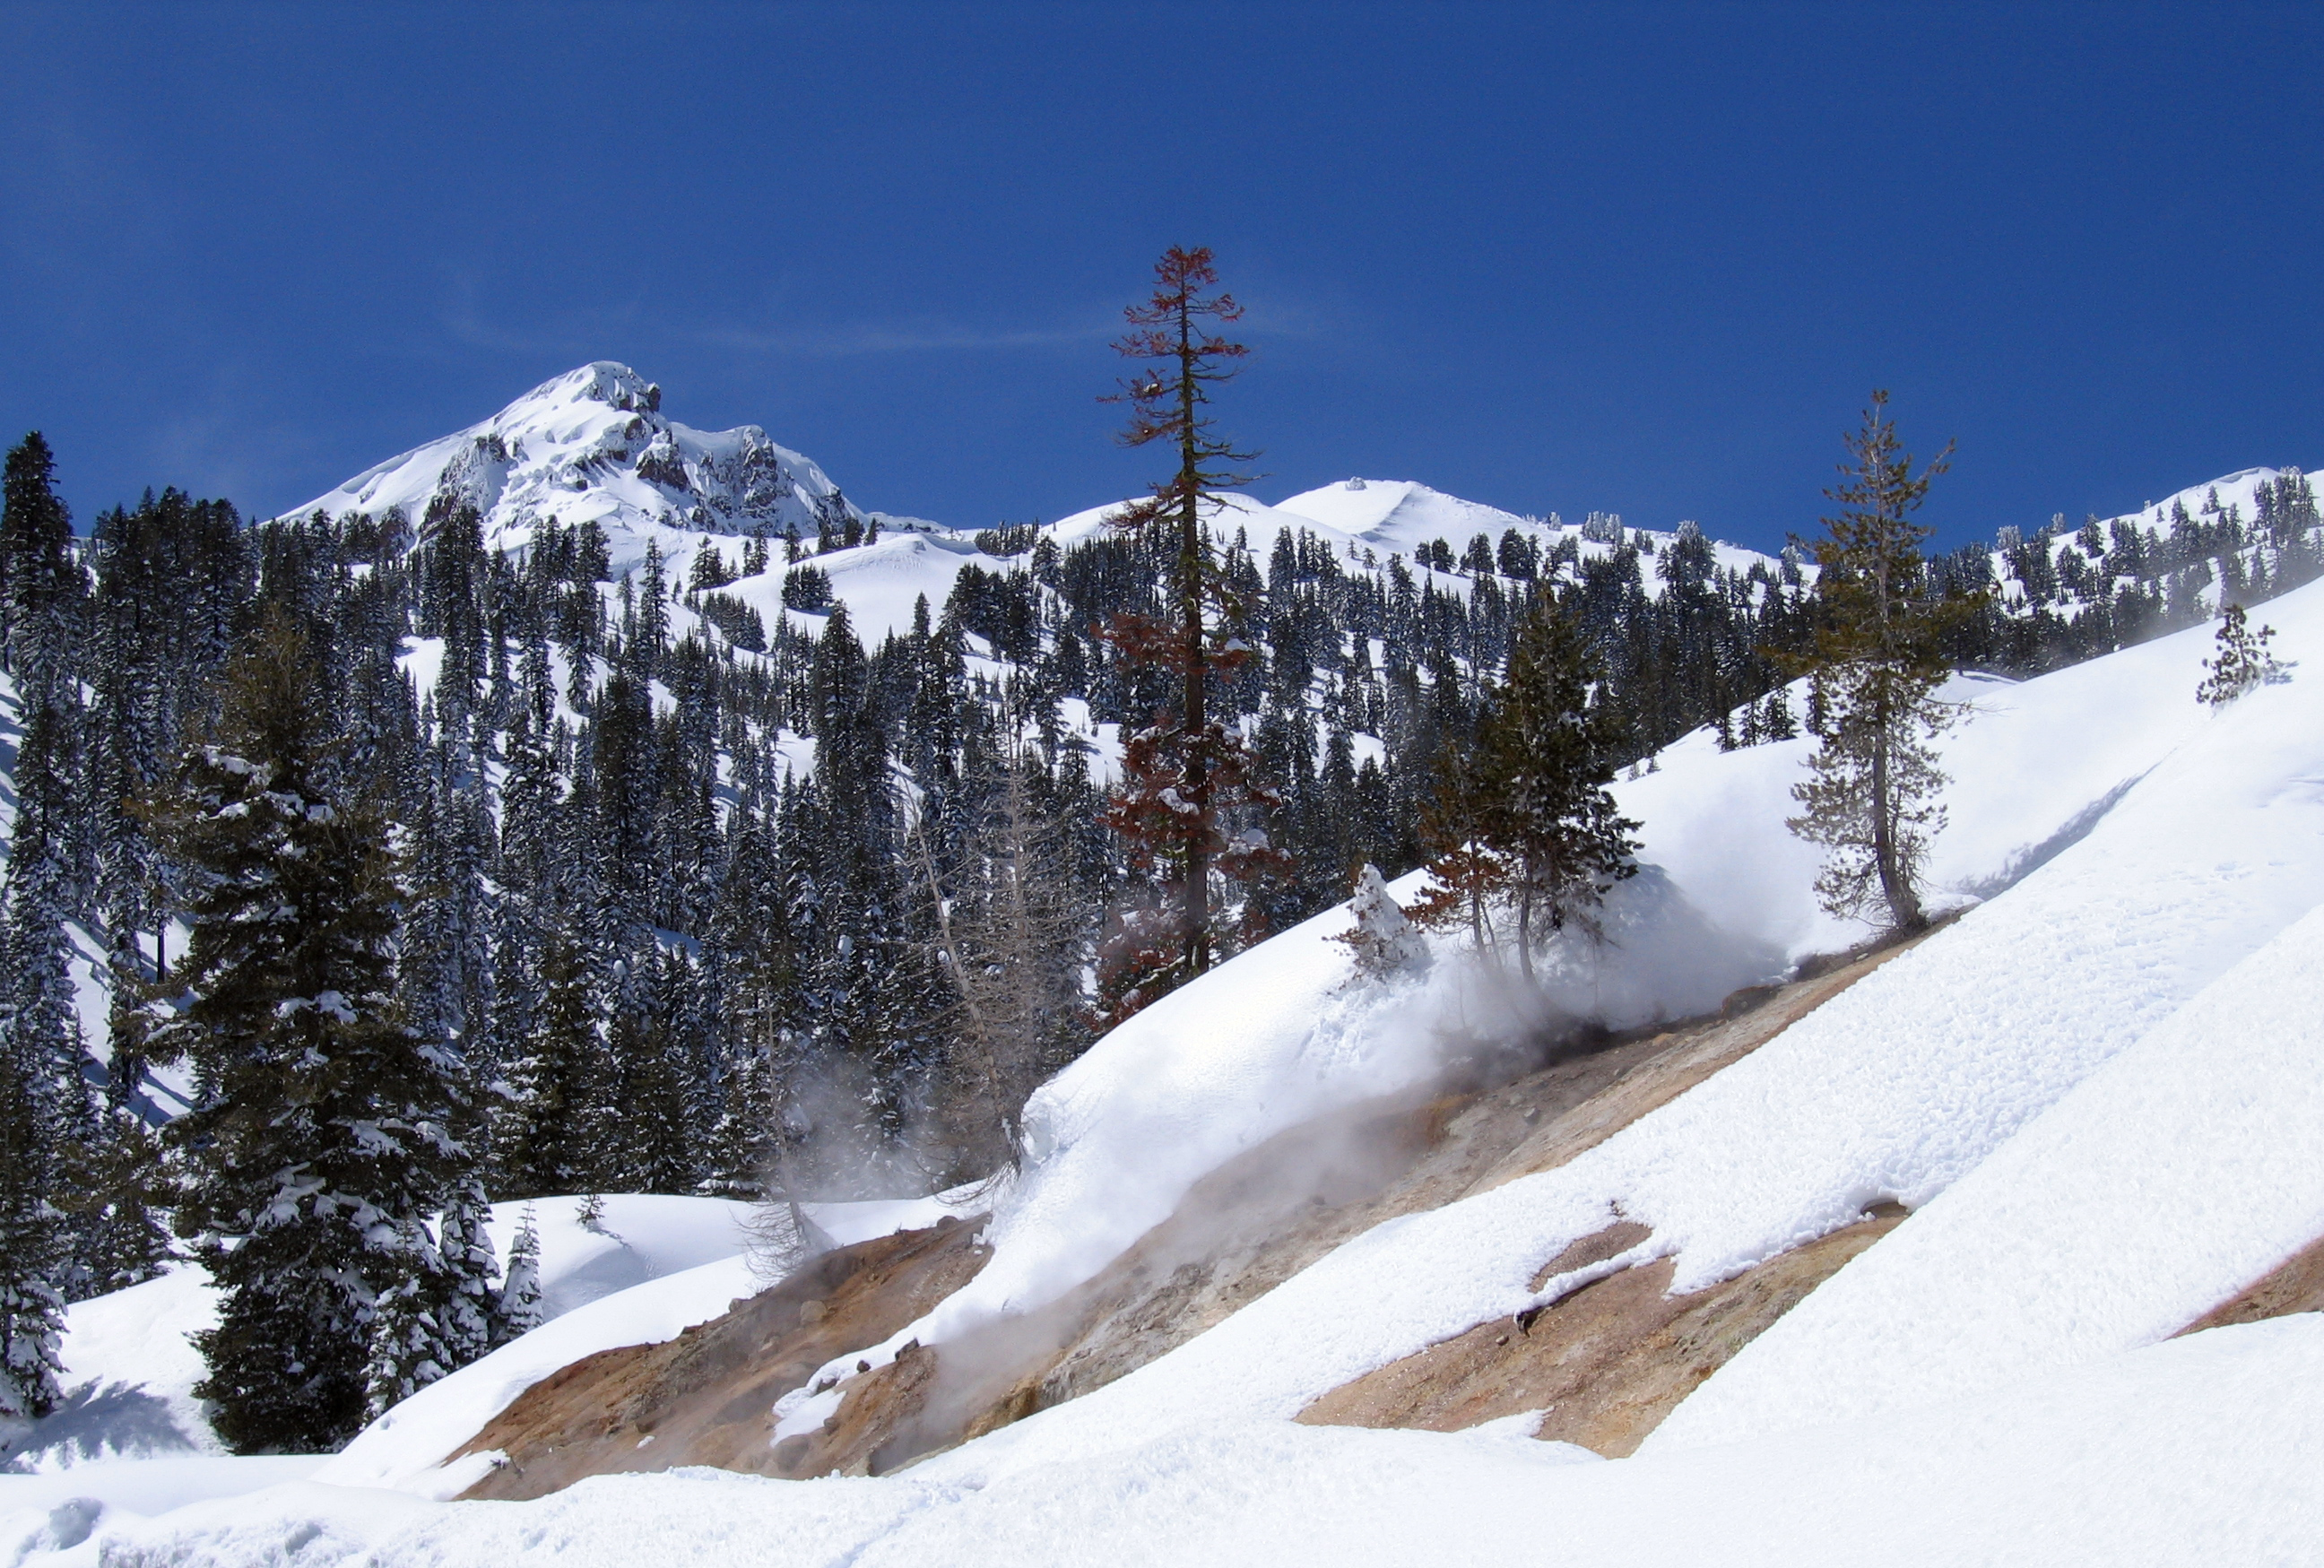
[1870,689,1925,931]
[1176,290,1212,980]
[1515,867,1538,984]
[911,750,1084,1174]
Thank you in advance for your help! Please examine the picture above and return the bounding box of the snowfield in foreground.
[15,1318,2320,1565]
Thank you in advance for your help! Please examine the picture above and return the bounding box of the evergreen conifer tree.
[497,913,616,1200]
[0,1014,66,1422]
[1469,594,1637,978]
[2197,602,2294,706]
[1332,863,1428,980]
[142,612,467,1452]
[1096,247,1288,1016]
[362,1217,458,1420]
[0,434,82,689]
[494,1204,543,1345]
[1785,393,1980,933]
[433,1172,504,1370]
[1410,594,1636,977]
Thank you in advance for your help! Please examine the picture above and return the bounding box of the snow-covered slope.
[30,385,2324,1558]
[1619,602,2269,963]
[905,577,2324,1483]
[1279,477,1778,580]
[5,1197,750,1474]
[22,577,2324,1557]
[1048,479,1785,596]
[281,572,2324,1503]
[704,525,990,645]
[1652,894,2324,1449]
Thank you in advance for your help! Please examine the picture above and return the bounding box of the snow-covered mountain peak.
[282,361,860,575]
[525,360,663,417]
[1275,478,1539,551]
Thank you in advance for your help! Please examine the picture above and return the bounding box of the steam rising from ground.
[762,862,1790,1437]
[1526,865,1789,1028]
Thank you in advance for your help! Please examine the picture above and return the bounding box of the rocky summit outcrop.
[281,361,864,567]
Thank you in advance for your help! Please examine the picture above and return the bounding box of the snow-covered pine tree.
[433,1171,503,1372]
[1786,393,1981,934]
[496,918,614,1200]
[2197,603,2294,706]
[1407,734,1513,960]
[142,611,468,1453]
[0,1001,66,1423]
[1409,593,1636,979]
[494,1203,543,1346]
[705,800,799,1197]
[793,602,945,1178]
[0,433,83,693]
[0,685,160,1306]
[362,1217,457,1420]
[608,949,701,1194]
[1472,593,1638,979]
[1333,863,1429,980]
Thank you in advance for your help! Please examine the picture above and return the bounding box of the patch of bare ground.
[451,1216,989,1498]
[1295,1208,1906,1455]
[445,922,1940,1495]
[2177,1233,2324,1335]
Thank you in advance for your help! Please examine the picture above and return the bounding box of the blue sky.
[4,2,2319,554]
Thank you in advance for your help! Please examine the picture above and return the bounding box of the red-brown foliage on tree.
[1091,248,1291,1024]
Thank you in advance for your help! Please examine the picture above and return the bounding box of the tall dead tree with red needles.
[1093,247,1289,1023]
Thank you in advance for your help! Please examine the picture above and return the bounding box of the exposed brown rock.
[1531,1220,1653,1290]
[452,1215,989,1499]
[1296,1209,1905,1456]
[2177,1233,2324,1336]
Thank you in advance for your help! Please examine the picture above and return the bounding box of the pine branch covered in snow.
[2196,602,2294,706]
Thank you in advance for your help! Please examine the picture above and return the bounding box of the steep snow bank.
[772,862,1774,1411]
[1652,892,2324,1449]
[906,897,1453,1342]
[317,1254,760,1497]
[1617,588,2254,961]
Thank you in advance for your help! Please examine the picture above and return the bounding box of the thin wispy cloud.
[690,317,1106,358]
[426,264,1333,373]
